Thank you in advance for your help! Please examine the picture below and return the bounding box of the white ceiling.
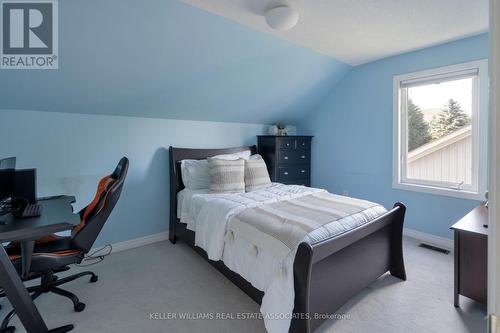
[180,0,489,65]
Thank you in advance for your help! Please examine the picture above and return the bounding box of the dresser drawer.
[277,165,310,181]
[281,179,310,186]
[278,150,310,164]
[278,138,296,149]
[296,138,311,150]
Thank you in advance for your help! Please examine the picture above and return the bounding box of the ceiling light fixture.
[265,5,299,31]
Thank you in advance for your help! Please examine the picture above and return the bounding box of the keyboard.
[21,204,42,218]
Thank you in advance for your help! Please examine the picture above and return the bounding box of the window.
[393,60,488,200]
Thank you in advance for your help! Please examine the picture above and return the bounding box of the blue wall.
[0,0,350,125]
[0,0,488,244]
[300,34,489,239]
[0,110,266,245]
[0,0,350,246]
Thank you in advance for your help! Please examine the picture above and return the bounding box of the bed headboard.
[168,145,257,242]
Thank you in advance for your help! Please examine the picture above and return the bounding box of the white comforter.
[177,184,386,333]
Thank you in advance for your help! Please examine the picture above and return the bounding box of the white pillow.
[180,151,252,189]
[211,150,251,160]
[181,159,209,190]
[249,154,263,160]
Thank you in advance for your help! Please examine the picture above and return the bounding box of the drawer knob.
[301,170,305,173]
[286,143,290,147]
[301,142,305,146]
[284,156,289,160]
[284,172,289,175]
[301,155,305,159]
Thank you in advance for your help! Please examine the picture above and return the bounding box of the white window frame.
[393,59,489,200]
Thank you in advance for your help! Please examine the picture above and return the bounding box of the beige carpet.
[5,236,486,333]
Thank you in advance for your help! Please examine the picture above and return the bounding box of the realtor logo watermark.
[0,0,58,69]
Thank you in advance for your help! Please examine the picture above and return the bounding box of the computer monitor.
[13,169,37,204]
[0,171,13,204]
[0,157,16,203]
[0,157,16,170]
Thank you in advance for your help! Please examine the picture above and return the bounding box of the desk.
[0,196,80,333]
[450,204,488,307]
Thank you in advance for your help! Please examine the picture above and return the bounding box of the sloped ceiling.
[181,0,489,65]
[0,0,350,125]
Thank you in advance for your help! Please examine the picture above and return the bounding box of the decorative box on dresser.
[257,135,313,186]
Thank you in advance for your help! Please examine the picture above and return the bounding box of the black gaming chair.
[1,157,129,333]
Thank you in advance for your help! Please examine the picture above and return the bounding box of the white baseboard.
[403,228,453,250]
[98,228,452,255]
[105,231,169,254]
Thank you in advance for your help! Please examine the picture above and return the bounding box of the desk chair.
[1,157,129,333]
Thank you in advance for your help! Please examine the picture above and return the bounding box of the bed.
[169,145,407,333]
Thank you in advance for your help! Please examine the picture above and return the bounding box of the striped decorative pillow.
[208,158,245,193]
[244,159,271,192]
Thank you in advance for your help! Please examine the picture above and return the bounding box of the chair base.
[48,324,74,333]
[0,270,97,333]
[0,266,70,298]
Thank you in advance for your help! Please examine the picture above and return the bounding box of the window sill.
[393,181,484,201]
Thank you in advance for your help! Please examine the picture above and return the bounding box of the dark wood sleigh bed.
[169,145,407,333]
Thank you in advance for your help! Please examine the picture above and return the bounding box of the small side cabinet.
[257,135,313,186]
[450,204,488,307]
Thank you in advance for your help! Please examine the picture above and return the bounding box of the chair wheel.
[74,302,85,312]
[0,326,16,333]
[90,275,98,283]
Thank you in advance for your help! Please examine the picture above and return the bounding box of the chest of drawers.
[257,135,313,186]
[450,204,488,307]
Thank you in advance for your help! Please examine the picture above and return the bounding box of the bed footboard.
[290,203,406,333]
